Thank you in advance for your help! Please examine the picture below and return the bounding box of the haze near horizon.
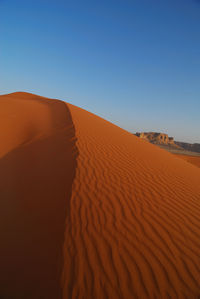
[0,0,200,142]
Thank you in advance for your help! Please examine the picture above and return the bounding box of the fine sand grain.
[1,93,200,299]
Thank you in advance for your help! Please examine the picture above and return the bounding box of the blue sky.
[0,0,200,142]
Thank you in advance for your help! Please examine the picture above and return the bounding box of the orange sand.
[1,93,200,299]
[174,154,200,168]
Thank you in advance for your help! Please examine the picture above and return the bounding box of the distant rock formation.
[135,132,178,147]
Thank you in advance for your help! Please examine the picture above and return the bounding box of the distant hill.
[175,141,200,153]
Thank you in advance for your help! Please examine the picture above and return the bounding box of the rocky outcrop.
[135,132,178,146]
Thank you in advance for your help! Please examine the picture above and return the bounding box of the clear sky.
[1,0,200,143]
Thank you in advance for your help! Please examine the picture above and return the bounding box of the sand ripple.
[62,103,200,299]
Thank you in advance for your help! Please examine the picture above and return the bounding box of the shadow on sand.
[0,97,78,299]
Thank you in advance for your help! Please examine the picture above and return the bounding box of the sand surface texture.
[175,154,200,168]
[1,93,200,299]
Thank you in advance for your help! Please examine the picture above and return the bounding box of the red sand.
[174,154,200,168]
[1,93,200,299]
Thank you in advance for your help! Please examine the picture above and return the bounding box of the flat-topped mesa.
[135,132,176,146]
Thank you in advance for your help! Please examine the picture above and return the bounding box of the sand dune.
[1,93,200,299]
[174,154,200,168]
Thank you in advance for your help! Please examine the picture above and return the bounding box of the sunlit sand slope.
[175,154,200,168]
[63,103,200,299]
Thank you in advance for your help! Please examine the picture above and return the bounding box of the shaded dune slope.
[0,93,78,299]
[63,103,200,299]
